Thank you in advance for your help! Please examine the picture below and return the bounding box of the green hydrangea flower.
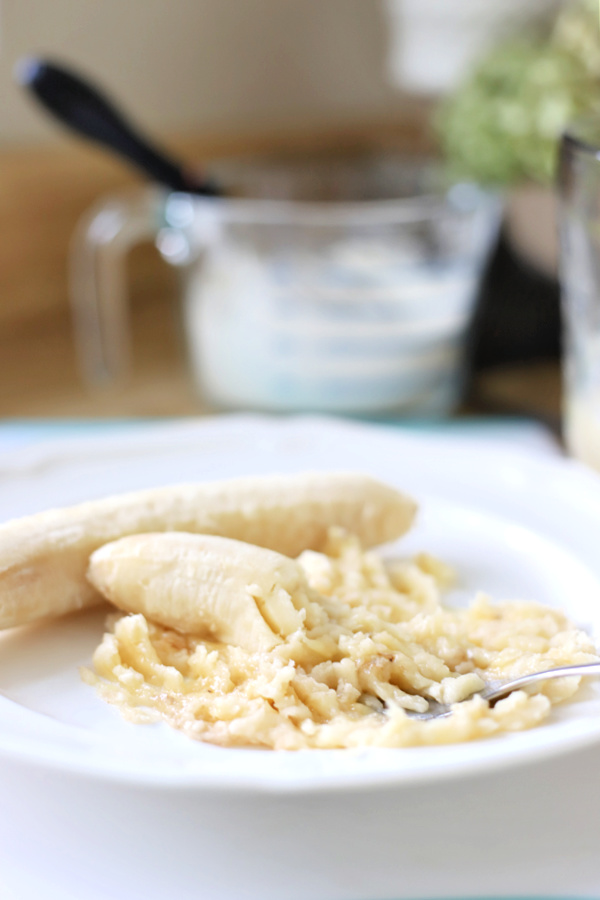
[437,0,600,186]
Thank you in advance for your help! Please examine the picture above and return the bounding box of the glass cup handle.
[69,186,163,385]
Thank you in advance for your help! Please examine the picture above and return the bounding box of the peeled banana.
[0,472,416,629]
[88,532,310,651]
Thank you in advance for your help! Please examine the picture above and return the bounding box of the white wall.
[0,0,404,146]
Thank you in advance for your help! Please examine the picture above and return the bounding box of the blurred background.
[0,0,596,423]
[2,1,409,143]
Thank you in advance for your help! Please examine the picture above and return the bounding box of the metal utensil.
[408,661,600,721]
[15,57,219,196]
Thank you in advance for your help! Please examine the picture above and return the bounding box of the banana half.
[88,533,311,652]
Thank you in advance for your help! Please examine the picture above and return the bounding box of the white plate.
[1,413,600,794]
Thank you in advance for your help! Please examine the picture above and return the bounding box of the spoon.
[15,57,219,196]
[407,661,600,721]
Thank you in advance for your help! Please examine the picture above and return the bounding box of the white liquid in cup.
[565,391,600,473]
[182,240,481,415]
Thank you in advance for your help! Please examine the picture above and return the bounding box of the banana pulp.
[83,529,599,750]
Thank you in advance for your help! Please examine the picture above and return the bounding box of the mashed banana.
[83,529,599,749]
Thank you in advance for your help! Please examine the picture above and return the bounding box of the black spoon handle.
[16,57,219,196]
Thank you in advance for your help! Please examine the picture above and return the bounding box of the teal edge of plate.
[0,413,550,436]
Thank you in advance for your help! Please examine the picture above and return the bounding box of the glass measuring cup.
[559,121,600,467]
[71,155,501,415]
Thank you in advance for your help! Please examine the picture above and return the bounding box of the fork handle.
[486,661,600,705]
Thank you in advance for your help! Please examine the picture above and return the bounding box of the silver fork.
[406,661,600,721]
